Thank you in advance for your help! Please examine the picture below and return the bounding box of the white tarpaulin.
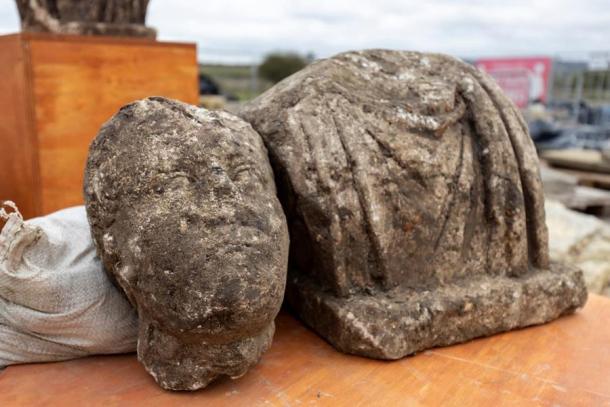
[0,202,138,367]
[546,199,610,296]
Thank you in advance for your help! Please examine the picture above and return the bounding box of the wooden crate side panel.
[0,35,41,219]
[29,37,198,214]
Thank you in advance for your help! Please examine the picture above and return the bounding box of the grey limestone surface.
[240,50,588,359]
[84,97,289,390]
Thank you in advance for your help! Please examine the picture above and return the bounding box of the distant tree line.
[259,53,309,84]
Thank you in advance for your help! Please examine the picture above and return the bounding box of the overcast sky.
[1,0,609,64]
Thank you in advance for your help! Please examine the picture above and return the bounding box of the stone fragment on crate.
[15,0,157,38]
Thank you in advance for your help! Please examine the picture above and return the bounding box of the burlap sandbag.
[0,202,138,367]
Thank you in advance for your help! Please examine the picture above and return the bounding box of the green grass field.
[200,64,273,101]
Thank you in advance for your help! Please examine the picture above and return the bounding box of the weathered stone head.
[84,97,289,390]
[15,0,156,38]
[240,50,587,359]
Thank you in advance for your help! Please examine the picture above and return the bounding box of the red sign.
[475,57,552,108]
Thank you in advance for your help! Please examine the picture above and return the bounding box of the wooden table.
[1,295,609,406]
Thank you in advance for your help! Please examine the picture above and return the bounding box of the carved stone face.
[84,97,289,390]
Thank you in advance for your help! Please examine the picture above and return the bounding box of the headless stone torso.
[245,51,547,296]
[240,50,587,359]
[84,98,289,390]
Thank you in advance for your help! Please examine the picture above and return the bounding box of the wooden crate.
[0,33,199,219]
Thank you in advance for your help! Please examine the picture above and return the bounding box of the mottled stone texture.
[240,50,588,359]
[15,0,156,38]
[84,97,289,390]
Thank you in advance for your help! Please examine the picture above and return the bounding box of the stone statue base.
[286,263,586,359]
[23,22,157,38]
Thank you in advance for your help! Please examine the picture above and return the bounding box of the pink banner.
[476,57,552,108]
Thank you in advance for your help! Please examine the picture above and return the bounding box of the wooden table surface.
[1,295,609,406]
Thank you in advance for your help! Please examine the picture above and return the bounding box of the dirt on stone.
[240,49,587,359]
[84,97,289,390]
